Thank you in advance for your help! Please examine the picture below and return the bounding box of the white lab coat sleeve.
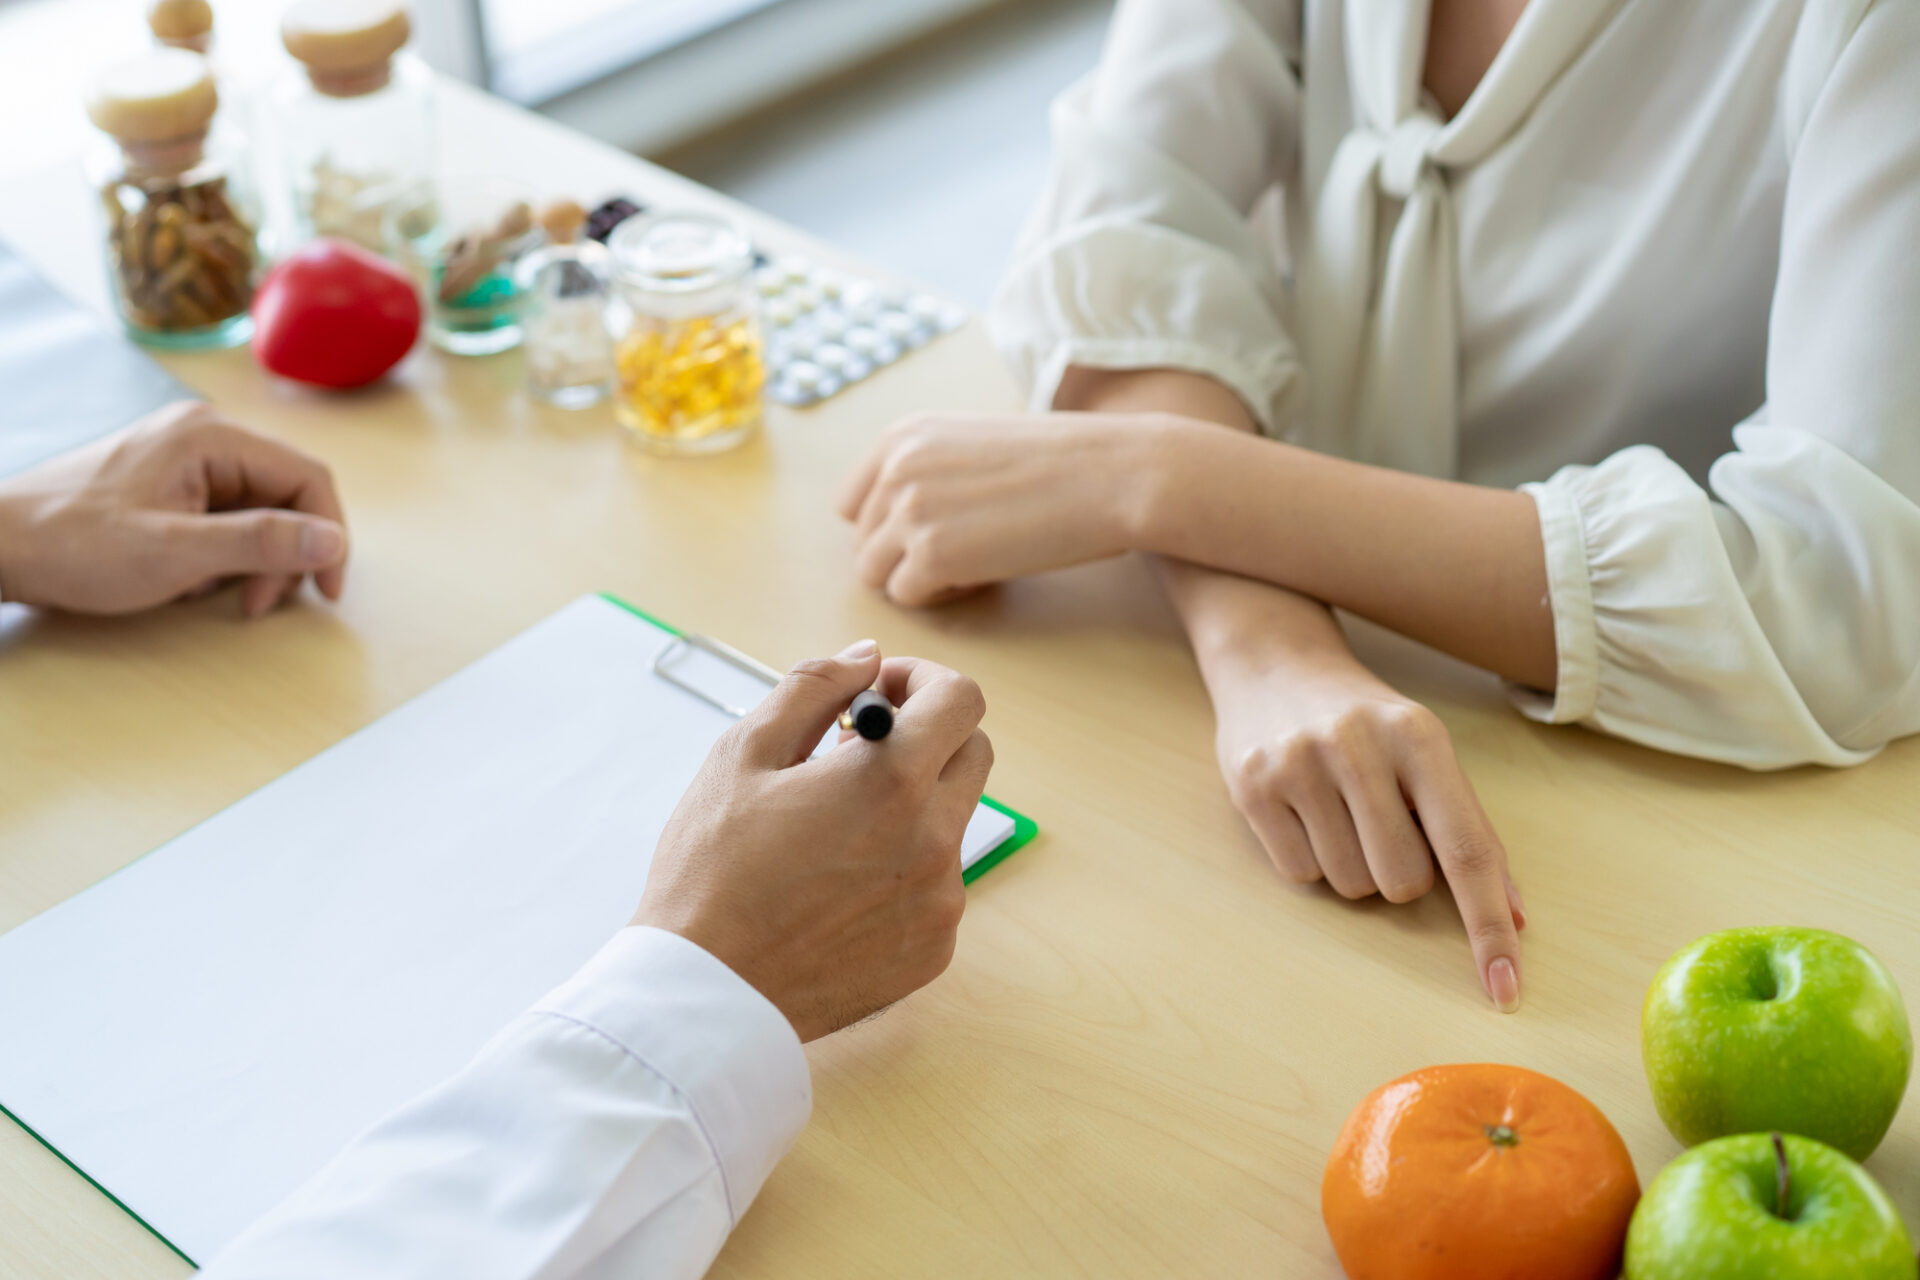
[198,926,812,1280]
[986,0,1305,432]
[1509,0,1920,769]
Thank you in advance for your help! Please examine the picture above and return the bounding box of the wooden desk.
[4,79,1919,1280]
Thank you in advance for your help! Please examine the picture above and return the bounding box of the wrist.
[1122,414,1206,555]
[1167,566,1361,682]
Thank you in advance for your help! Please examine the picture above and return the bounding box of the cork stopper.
[147,0,213,52]
[87,48,218,172]
[538,199,587,245]
[282,0,411,96]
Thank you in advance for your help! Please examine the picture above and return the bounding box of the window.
[478,0,788,106]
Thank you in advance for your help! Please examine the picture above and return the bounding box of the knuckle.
[1469,916,1517,949]
[154,399,212,432]
[1445,833,1503,878]
[905,529,947,580]
[896,482,929,520]
[1388,702,1449,748]
[1270,853,1323,887]
[857,553,892,591]
[970,728,995,772]
[891,411,936,439]
[1321,709,1379,756]
[1378,863,1436,904]
[785,656,840,686]
[711,720,754,760]
[945,675,988,725]
[1274,734,1323,785]
[245,512,283,556]
[1228,743,1276,796]
[1329,874,1377,902]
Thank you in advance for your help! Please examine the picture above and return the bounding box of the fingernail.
[1488,958,1521,1015]
[301,523,345,566]
[837,639,879,660]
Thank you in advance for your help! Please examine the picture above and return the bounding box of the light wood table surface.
[4,78,1919,1280]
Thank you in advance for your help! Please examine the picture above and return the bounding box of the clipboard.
[0,237,193,478]
[0,592,1037,1265]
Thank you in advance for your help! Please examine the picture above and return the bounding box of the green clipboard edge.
[598,592,1038,884]
[0,1097,199,1267]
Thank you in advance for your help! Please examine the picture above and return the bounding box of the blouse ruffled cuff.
[1511,444,1871,770]
[1509,478,1598,724]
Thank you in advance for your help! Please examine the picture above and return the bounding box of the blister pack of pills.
[587,197,968,409]
[753,255,969,407]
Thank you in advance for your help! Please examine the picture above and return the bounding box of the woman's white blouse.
[990,0,1920,770]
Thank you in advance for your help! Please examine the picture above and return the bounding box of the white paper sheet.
[0,594,1015,1263]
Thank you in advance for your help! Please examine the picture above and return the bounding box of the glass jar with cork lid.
[146,0,213,53]
[84,48,260,349]
[609,212,767,455]
[269,0,431,254]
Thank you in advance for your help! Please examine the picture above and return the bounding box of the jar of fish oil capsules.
[608,211,765,455]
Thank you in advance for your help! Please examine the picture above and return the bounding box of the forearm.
[1130,421,1556,691]
[1055,368,1369,683]
[1155,556,1361,686]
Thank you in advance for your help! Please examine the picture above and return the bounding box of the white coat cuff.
[1510,479,1599,724]
[532,926,812,1223]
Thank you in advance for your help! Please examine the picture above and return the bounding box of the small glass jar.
[147,0,213,53]
[609,211,766,455]
[84,48,260,350]
[517,200,615,408]
[387,176,543,355]
[269,0,432,254]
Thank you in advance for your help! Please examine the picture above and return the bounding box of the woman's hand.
[1207,624,1528,1012]
[836,411,1169,605]
[0,401,349,617]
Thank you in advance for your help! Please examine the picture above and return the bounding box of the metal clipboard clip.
[651,632,782,719]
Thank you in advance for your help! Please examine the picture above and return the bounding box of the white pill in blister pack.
[814,310,849,342]
[755,254,967,407]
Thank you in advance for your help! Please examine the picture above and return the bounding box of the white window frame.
[413,0,1009,154]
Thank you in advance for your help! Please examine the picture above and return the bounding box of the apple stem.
[1772,1132,1791,1221]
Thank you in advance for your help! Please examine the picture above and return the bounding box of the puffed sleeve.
[986,0,1306,433]
[1509,0,1920,770]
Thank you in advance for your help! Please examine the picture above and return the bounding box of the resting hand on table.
[1205,618,1528,1012]
[634,642,993,1042]
[0,400,349,618]
[836,411,1165,605]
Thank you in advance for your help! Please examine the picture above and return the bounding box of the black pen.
[838,689,894,740]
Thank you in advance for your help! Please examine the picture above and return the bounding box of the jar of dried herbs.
[85,48,259,350]
[269,0,432,255]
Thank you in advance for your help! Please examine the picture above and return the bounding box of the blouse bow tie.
[1301,0,1622,477]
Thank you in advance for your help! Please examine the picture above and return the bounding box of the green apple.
[1643,926,1911,1159]
[1625,1132,1917,1279]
